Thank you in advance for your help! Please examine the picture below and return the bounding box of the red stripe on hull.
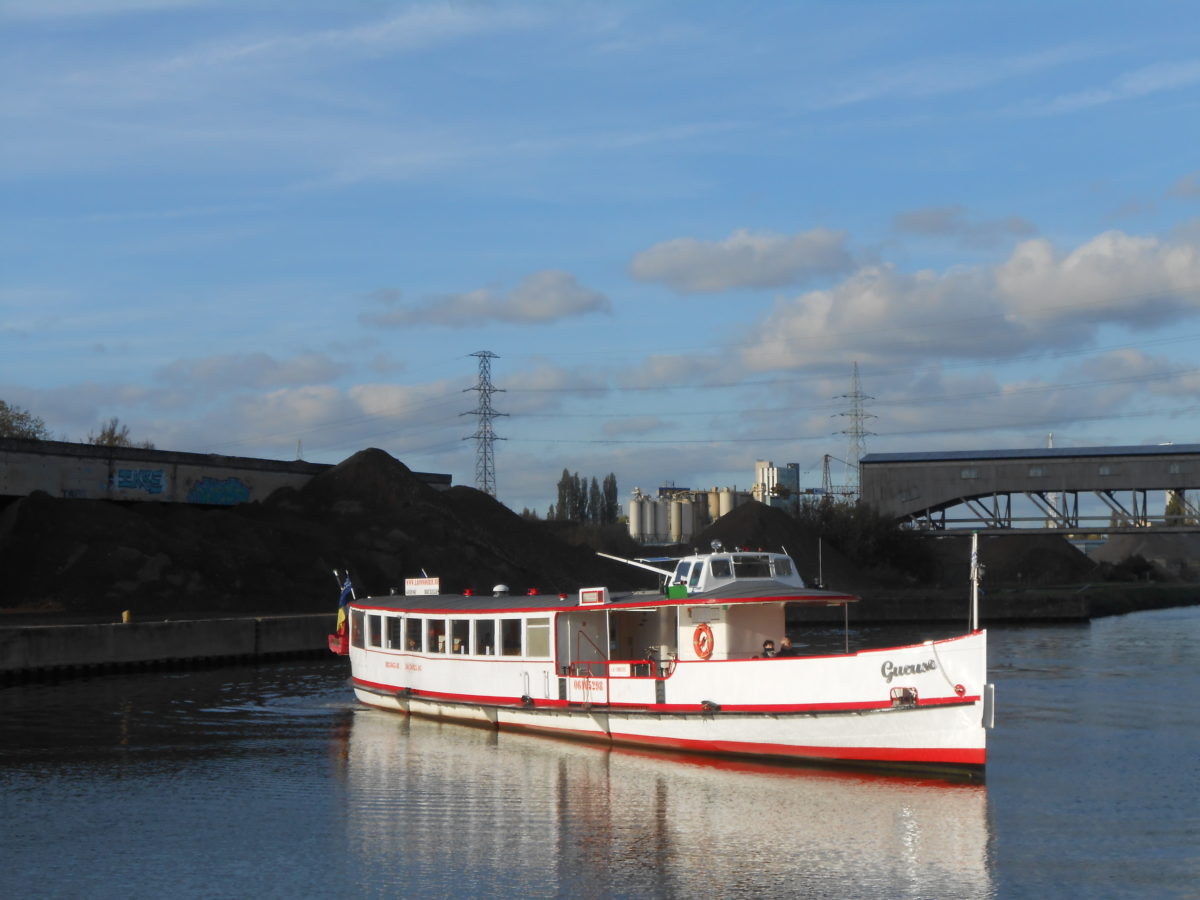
[352,677,978,715]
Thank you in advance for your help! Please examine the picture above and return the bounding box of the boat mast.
[969,532,981,631]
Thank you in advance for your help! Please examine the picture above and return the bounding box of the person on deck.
[761,639,776,658]
[775,636,799,657]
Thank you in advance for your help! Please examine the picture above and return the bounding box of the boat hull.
[352,684,987,775]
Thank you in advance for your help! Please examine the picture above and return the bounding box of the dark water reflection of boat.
[336,708,994,898]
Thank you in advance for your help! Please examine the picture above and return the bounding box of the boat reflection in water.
[335,708,994,898]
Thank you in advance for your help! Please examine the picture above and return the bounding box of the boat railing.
[568,659,659,679]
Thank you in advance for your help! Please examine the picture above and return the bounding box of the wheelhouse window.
[709,557,732,578]
[367,614,382,648]
[351,610,365,649]
[475,619,496,655]
[451,619,470,654]
[525,617,551,658]
[733,555,771,578]
[772,557,793,578]
[386,616,403,650]
[500,619,522,656]
[673,561,692,584]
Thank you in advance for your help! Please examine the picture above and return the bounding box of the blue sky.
[3,0,1200,515]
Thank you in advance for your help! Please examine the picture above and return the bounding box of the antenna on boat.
[969,532,982,632]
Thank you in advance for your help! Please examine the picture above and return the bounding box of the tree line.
[543,470,619,524]
[0,400,154,448]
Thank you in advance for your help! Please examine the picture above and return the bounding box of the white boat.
[329,541,995,776]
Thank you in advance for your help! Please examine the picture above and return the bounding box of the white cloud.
[1170,171,1200,199]
[894,204,1037,248]
[629,228,853,294]
[1023,59,1200,116]
[359,270,611,328]
[741,229,1200,371]
[155,352,347,390]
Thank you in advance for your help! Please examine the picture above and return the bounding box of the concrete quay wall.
[0,613,335,677]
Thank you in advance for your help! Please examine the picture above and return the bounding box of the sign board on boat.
[405,577,440,596]
[579,587,608,605]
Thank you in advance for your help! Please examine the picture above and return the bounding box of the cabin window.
[733,555,771,578]
[475,619,496,655]
[688,565,702,588]
[673,561,692,584]
[526,617,551,658]
[429,618,447,653]
[386,616,403,650]
[351,611,365,649]
[1169,463,1183,475]
[1098,465,1116,476]
[500,619,522,656]
[710,558,732,578]
[408,618,424,651]
[961,467,978,480]
[1029,466,1046,477]
[367,614,382,648]
[772,557,793,578]
[451,619,470,655]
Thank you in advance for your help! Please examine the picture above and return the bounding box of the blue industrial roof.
[860,444,1200,464]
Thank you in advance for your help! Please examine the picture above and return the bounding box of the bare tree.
[0,400,52,440]
[87,417,155,449]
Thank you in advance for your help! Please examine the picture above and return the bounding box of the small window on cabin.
[673,561,692,584]
[733,555,771,578]
[408,618,424,652]
[476,619,496,655]
[1029,466,1045,477]
[689,565,702,588]
[429,619,447,653]
[351,611,365,649]
[526,617,551,658]
[1098,465,1114,476]
[710,558,732,578]
[1169,463,1183,475]
[772,557,793,578]
[368,614,382,648]
[386,616,402,650]
[961,467,978,480]
[451,619,470,655]
[500,619,522,656]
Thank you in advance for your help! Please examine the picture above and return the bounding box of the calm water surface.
[2,607,1197,899]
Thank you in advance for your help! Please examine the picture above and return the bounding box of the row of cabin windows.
[350,611,552,658]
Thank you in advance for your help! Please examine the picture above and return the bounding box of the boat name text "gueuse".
[880,659,936,683]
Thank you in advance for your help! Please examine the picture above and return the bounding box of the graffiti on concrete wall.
[113,468,166,495]
[187,476,251,505]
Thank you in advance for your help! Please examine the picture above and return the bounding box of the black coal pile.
[921,532,1098,588]
[0,448,642,617]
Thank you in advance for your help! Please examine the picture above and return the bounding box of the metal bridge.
[859,444,1200,533]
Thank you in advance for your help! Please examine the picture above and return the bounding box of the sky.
[3,0,1200,516]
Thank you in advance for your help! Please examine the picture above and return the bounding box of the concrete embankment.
[0,613,335,680]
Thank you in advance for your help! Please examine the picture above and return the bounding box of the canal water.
[1,606,1197,899]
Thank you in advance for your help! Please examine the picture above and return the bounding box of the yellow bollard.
[121,610,132,624]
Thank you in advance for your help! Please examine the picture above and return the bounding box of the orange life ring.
[693,623,714,660]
